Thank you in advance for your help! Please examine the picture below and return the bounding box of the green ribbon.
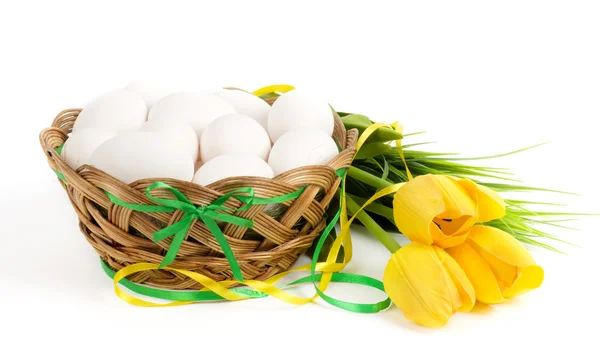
[102,174,391,314]
[308,204,390,312]
[52,145,67,182]
[106,182,304,281]
[53,169,67,183]
[306,174,390,313]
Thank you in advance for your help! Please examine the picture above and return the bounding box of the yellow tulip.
[393,174,505,248]
[383,243,475,328]
[446,225,544,304]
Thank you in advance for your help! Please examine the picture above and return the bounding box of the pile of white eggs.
[61,82,340,186]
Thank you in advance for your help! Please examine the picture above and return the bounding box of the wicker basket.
[39,96,357,290]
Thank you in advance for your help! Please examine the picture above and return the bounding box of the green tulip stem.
[344,194,401,254]
[347,193,395,224]
[348,166,394,192]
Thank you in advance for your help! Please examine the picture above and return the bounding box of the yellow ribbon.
[251,84,296,97]
[391,122,413,181]
[113,262,347,307]
[111,87,409,307]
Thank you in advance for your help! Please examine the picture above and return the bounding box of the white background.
[1,1,599,347]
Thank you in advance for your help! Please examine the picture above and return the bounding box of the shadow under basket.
[39,104,358,290]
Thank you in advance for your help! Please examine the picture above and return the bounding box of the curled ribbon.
[106,182,305,281]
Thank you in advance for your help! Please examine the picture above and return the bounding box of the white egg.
[73,89,147,133]
[192,154,273,186]
[89,132,194,184]
[200,114,271,162]
[61,128,116,170]
[268,129,339,176]
[125,80,174,109]
[148,91,236,140]
[139,117,199,161]
[267,89,334,142]
[214,89,271,130]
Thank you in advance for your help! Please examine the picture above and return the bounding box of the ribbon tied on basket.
[106,181,305,281]
[102,169,392,312]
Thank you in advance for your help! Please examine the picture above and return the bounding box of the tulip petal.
[430,215,478,248]
[468,225,536,267]
[473,244,518,292]
[432,175,477,218]
[440,248,476,312]
[393,175,445,245]
[471,239,544,298]
[393,174,477,246]
[447,243,506,304]
[383,243,474,328]
[502,265,544,298]
[452,225,544,302]
[458,179,505,222]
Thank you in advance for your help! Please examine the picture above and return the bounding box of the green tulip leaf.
[355,142,392,160]
[341,114,403,143]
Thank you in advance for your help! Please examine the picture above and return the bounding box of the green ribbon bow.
[102,173,392,313]
[107,182,305,282]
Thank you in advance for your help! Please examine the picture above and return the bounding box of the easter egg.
[125,80,174,109]
[148,91,236,139]
[268,129,338,176]
[73,89,147,133]
[89,132,194,184]
[192,154,273,186]
[267,89,334,142]
[61,128,116,170]
[200,114,271,162]
[214,89,271,130]
[139,117,199,161]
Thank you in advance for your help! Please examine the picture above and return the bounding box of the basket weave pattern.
[40,104,357,290]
